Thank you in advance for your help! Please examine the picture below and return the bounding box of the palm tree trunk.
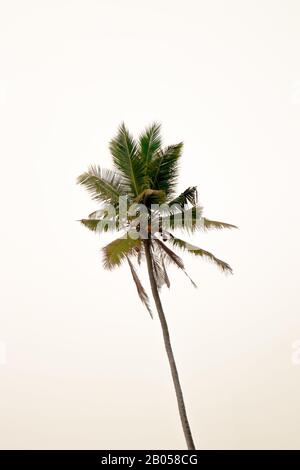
[143,239,196,450]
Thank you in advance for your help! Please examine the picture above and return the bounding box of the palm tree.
[77,123,236,450]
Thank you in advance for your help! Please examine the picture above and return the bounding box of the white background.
[0,0,300,449]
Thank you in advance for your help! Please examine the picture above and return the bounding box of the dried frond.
[155,239,197,287]
[127,257,153,318]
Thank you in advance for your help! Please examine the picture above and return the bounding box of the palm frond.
[79,217,118,233]
[137,245,143,265]
[168,236,233,273]
[158,207,237,234]
[202,218,238,231]
[149,143,183,198]
[168,186,198,207]
[157,206,203,232]
[155,239,197,287]
[160,254,170,288]
[88,209,107,219]
[102,235,141,270]
[155,238,184,268]
[139,122,162,169]
[109,123,144,196]
[77,166,125,205]
[174,206,203,232]
[80,219,101,232]
[150,242,170,289]
[127,257,153,318]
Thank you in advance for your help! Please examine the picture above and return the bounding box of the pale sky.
[0,0,300,449]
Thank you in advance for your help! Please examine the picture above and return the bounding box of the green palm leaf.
[149,143,183,197]
[158,206,237,233]
[77,165,125,205]
[80,219,101,232]
[157,206,203,232]
[102,235,141,270]
[139,122,162,169]
[79,217,118,233]
[168,236,233,273]
[202,218,238,231]
[168,186,198,207]
[109,123,144,196]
